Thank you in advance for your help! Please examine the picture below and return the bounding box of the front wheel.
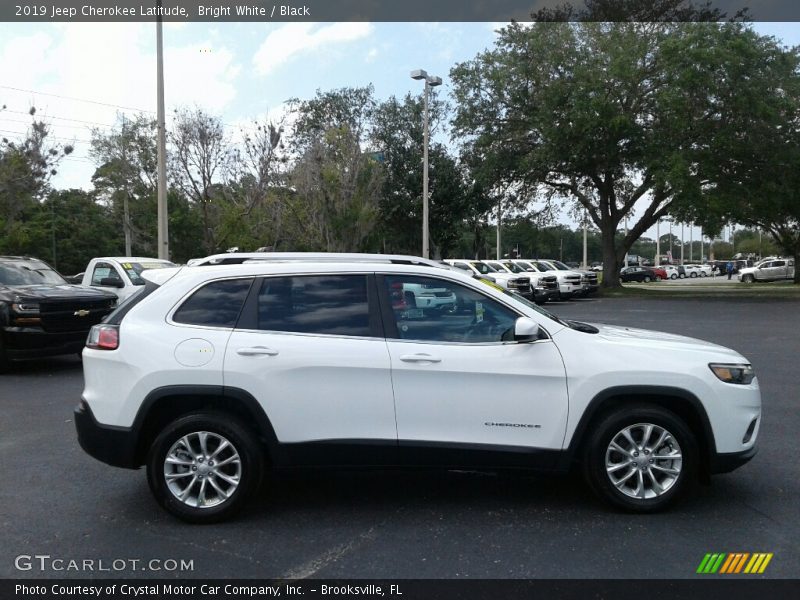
[670,274,677,280]
[582,405,696,512]
[643,276,651,283]
[743,274,755,283]
[147,412,264,523]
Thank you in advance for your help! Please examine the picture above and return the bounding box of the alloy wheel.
[605,423,683,500]
[164,431,241,508]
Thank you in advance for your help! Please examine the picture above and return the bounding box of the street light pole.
[156,1,169,260]
[411,69,441,259]
[680,222,684,265]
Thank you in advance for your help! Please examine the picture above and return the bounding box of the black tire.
[0,345,11,374]
[743,274,755,283]
[643,276,651,283]
[146,412,265,523]
[582,404,697,513]
[690,272,697,278]
[670,274,677,280]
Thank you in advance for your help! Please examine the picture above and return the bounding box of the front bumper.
[709,445,758,474]
[2,326,88,359]
[74,400,140,469]
[534,287,559,304]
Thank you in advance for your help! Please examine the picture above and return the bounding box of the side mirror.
[100,277,125,289]
[514,317,540,343]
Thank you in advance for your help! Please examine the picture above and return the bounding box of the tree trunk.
[601,229,622,289]
[794,249,800,284]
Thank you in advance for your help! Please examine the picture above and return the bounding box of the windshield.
[485,261,509,272]
[502,261,526,273]
[469,261,497,274]
[548,260,571,270]
[120,261,176,285]
[532,261,553,272]
[0,261,66,286]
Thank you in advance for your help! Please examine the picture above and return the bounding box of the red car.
[650,267,668,280]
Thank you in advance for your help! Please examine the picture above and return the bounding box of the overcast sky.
[1,21,797,245]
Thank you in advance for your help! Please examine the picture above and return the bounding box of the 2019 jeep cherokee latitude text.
[75,257,760,522]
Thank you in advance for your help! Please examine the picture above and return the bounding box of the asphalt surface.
[1,296,798,580]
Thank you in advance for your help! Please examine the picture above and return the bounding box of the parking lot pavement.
[1,296,798,579]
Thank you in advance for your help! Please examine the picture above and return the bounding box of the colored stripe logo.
[697,553,773,574]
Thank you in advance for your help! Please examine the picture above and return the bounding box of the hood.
[4,284,117,301]
[590,323,744,359]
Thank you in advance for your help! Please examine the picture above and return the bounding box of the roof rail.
[188,252,446,269]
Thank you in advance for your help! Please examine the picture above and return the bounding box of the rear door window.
[255,275,373,337]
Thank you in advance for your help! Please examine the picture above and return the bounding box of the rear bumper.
[709,445,758,474]
[74,400,140,469]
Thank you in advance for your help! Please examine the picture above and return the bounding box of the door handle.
[236,346,279,357]
[399,353,441,364]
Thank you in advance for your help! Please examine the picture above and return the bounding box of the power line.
[0,128,93,144]
[1,108,115,128]
[0,116,99,131]
[0,84,155,114]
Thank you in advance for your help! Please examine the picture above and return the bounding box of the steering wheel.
[464,318,505,342]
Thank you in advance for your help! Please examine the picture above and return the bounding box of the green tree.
[371,93,470,257]
[17,189,119,275]
[169,107,231,255]
[450,22,784,287]
[90,114,159,256]
[289,126,383,252]
[0,106,73,248]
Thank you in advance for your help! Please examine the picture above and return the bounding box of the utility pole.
[690,222,693,262]
[496,199,502,259]
[680,222,684,265]
[156,0,169,260]
[656,219,660,266]
[624,216,629,266]
[121,114,132,256]
[582,211,588,269]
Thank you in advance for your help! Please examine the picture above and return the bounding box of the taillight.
[86,324,119,350]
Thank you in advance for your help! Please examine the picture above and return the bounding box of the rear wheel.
[690,272,697,278]
[146,412,264,523]
[656,276,663,281]
[643,276,651,283]
[670,274,677,280]
[583,405,696,512]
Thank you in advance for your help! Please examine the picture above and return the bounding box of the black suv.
[0,256,117,372]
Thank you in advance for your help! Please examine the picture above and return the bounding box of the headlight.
[11,302,40,314]
[709,363,755,385]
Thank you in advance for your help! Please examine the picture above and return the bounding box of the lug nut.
[208,461,214,467]
[192,466,197,471]
[633,451,639,457]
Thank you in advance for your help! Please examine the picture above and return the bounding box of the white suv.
[76,255,761,522]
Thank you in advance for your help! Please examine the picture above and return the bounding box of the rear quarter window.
[173,279,253,328]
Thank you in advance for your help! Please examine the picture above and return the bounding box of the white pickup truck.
[80,257,176,302]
